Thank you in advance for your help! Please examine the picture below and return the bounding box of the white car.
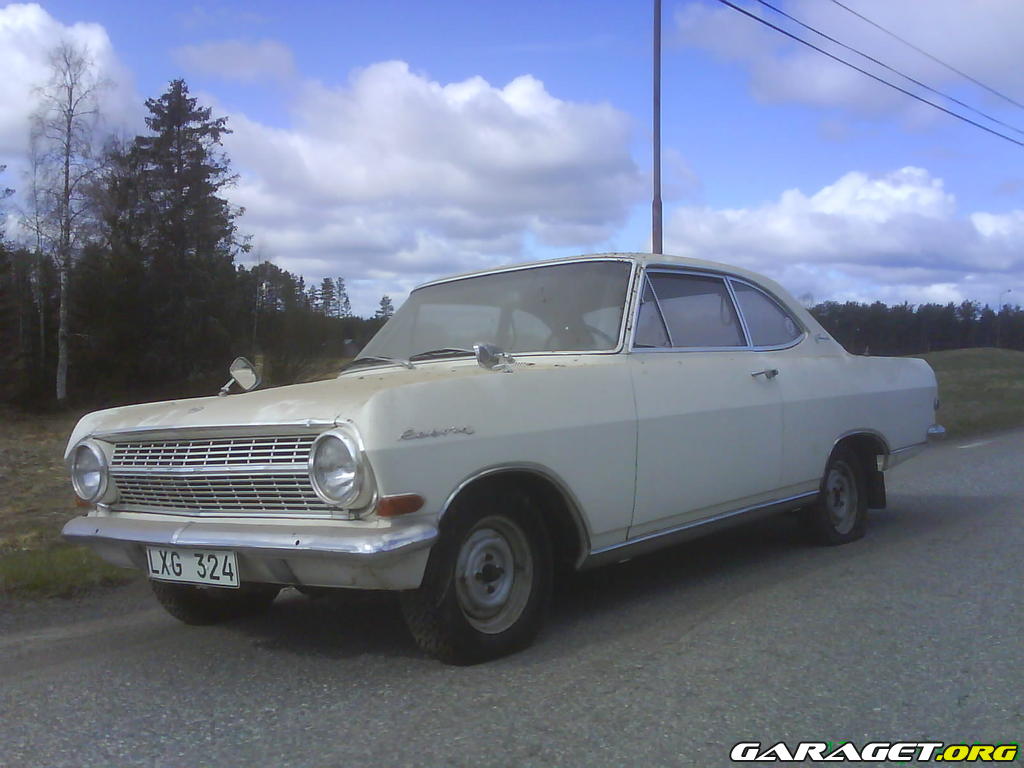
[63,253,944,663]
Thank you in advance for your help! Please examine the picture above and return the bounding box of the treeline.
[0,48,388,409]
[809,300,1024,356]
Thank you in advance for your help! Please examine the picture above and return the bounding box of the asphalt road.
[2,430,1022,767]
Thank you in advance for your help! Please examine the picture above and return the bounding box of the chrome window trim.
[628,265,809,353]
[640,273,674,348]
[414,255,634,291]
[725,277,753,347]
[726,276,808,351]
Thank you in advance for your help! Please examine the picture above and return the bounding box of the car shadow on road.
[228,492,1001,662]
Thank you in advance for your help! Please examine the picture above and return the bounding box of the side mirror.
[218,357,260,396]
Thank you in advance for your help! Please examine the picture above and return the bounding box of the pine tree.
[131,79,247,380]
[375,295,394,320]
[319,277,336,317]
[335,276,351,317]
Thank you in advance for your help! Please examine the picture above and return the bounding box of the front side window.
[358,260,632,361]
[731,281,802,347]
[643,272,746,348]
[634,278,670,347]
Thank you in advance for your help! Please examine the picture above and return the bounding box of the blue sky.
[2,1,1022,313]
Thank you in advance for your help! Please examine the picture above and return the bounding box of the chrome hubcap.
[455,516,533,634]
[826,462,857,535]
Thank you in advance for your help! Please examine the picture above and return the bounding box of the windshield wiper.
[341,355,414,371]
[409,347,476,361]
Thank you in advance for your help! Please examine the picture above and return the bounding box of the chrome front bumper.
[63,514,437,590]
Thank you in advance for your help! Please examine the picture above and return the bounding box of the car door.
[628,269,785,539]
[728,278,824,491]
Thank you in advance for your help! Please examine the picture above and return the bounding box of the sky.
[1,0,1022,315]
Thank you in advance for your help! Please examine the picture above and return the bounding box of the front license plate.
[146,547,239,588]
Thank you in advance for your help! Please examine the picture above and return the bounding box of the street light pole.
[652,0,663,254]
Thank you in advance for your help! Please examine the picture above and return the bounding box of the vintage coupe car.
[63,253,943,663]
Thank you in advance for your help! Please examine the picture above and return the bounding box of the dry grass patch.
[0,407,134,598]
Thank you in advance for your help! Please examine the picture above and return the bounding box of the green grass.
[916,347,1024,438]
[0,543,134,599]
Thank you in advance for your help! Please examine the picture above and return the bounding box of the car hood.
[66,361,493,455]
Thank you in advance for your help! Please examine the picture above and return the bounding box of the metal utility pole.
[652,0,663,254]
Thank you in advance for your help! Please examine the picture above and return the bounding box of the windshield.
[358,260,632,362]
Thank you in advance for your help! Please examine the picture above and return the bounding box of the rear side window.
[731,281,802,347]
[647,273,745,348]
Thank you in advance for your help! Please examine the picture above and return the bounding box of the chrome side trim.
[878,441,926,471]
[94,420,337,442]
[438,463,593,567]
[582,490,818,569]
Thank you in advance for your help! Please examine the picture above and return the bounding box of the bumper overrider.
[62,515,438,590]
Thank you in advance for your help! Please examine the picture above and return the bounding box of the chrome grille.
[114,474,327,513]
[110,434,333,517]
[111,435,316,468]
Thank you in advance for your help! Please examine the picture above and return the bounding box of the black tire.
[150,581,280,625]
[399,484,552,664]
[804,446,868,545]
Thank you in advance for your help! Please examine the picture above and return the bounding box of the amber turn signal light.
[376,493,424,518]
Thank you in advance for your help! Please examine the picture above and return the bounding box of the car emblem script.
[400,426,475,440]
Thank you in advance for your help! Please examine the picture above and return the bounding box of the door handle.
[751,368,779,380]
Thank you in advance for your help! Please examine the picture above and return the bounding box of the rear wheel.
[400,486,551,664]
[804,447,868,545]
[150,581,280,625]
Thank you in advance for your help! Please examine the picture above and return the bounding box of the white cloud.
[0,3,138,158]
[175,39,295,83]
[224,61,643,311]
[674,0,1024,121]
[666,166,1024,306]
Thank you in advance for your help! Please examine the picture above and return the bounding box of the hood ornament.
[474,343,514,373]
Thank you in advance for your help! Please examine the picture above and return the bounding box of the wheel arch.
[830,429,889,509]
[439,465,592,571]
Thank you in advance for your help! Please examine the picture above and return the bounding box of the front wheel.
[400,487,551,664]
[804,447,868,545]
[150,581,280,625]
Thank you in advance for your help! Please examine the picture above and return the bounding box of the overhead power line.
[752,0,1024,138]
[825,0,1024,112]
[712,0,1024,149]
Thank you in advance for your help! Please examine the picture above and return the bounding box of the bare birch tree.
[30,41,103,402]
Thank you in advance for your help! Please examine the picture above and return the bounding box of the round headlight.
[71,440,109,503]
[308,428,363,506]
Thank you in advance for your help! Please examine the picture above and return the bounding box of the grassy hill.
[916,347,1024,438]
